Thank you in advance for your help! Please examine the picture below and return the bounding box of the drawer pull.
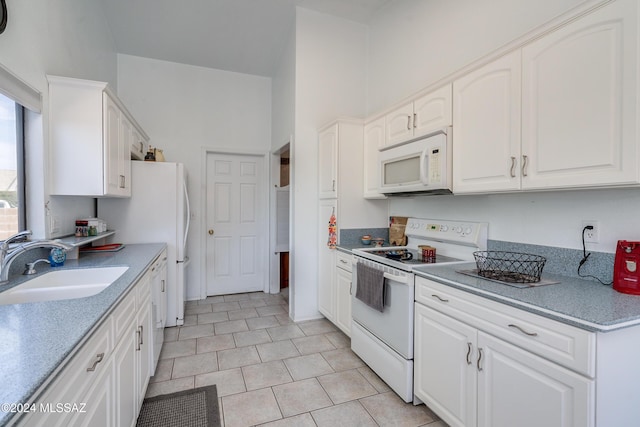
[466,342,472,365]
[136,326,144,351]
[477,348,483,372]
[349,282,353,295]
[87,353,104,372]
[521,155,529,177]
[508,324,538,337]
[340,259,348,264]
[431,294,449,303]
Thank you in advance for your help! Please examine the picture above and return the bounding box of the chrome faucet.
[0,231,73,283]
[24,259,51,275]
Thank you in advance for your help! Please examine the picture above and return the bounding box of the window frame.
[15,102,25,231]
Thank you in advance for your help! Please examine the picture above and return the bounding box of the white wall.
[390,189,640,253]
[366,0,586,115]
[116,54,272,300]
[367,0,635,255]
[291,8,368,321]
[0,0,117,238]
[271,27,295,152]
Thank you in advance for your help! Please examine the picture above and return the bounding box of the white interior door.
[206,152,267,295]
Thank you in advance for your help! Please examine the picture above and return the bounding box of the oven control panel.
[405,218,488,247]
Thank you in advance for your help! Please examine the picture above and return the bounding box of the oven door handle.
[383,272,409,284]
[419,147,430,186]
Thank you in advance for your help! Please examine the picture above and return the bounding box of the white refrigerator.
[98,161,190,327]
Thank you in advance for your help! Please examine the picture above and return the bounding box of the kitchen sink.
[0,266,129,305]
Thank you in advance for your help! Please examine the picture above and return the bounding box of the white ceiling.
[100,0,389,78]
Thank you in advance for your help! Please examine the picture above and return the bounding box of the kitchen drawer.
[336,251,353,272]
[415,276,595,377]
[19,319,113,427]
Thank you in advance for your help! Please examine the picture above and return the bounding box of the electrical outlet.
[50,216,61,234]
[582,220,599,243]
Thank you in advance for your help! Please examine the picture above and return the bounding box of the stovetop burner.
[352,218,489,271]
[365,248,462,265]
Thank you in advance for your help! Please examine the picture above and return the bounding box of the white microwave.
[379,127,452,196]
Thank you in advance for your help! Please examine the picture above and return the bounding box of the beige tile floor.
[146,290,448,427]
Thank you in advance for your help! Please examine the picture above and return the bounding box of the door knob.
[208,229,214,235]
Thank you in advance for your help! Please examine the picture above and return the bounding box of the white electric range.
[351,218,488,403]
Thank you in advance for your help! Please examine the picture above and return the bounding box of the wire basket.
[473,251,547,283]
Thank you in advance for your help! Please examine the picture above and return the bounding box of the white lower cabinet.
[136,297,152,409]
[414,303,477,427]
[150,251,168,374]
[317,199,337,322]
[18,267,155,427]
[334,252,353,337]
[414,277,594,427]
[114,319,137,427]
[71,355,114,427]
[476,332,591,427]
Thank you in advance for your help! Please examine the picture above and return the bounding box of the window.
[0,92,25,239]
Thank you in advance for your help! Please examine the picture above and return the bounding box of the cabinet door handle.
[407,115,412,130]
[477,348,483,372]
[161,279,165,292]
[139,141,144,153]
[349,281,353,295]
[466,342,473,365]
[136,329,141,351]
[332,180,336,191]
[521,155,529,177]
[87,352,104,372]
[139,325,144,345]
[413,113,417,128]
[508,323,538,337]
[119,175,126,188]
[431,294,449,303]
[510,156,516,178]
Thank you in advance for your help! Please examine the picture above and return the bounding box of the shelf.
[57,231,116,259]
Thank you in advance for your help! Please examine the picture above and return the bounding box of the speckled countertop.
[0,243,165,426]
[414,262,640,332]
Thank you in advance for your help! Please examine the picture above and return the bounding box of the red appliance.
[613,241,640,295]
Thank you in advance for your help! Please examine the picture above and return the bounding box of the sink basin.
[0,266,129,305]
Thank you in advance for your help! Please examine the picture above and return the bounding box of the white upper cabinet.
[385,103,415,147]
[385,84,452,147]
[363,117,386,199]
[453,51,522,194]
[318,123,339,199]
[521,0,638,190]
[130,126,146,161]
[453,0,639,194]
[48,76,149,197]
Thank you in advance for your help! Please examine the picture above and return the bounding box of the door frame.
[199,147,271,299]
[269,139,292,295]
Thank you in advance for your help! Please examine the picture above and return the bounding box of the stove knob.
[455,226,462,233]
[441,225,448,232]
[465,227,472,234]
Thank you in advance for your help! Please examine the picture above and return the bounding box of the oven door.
[351,257,415,359]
